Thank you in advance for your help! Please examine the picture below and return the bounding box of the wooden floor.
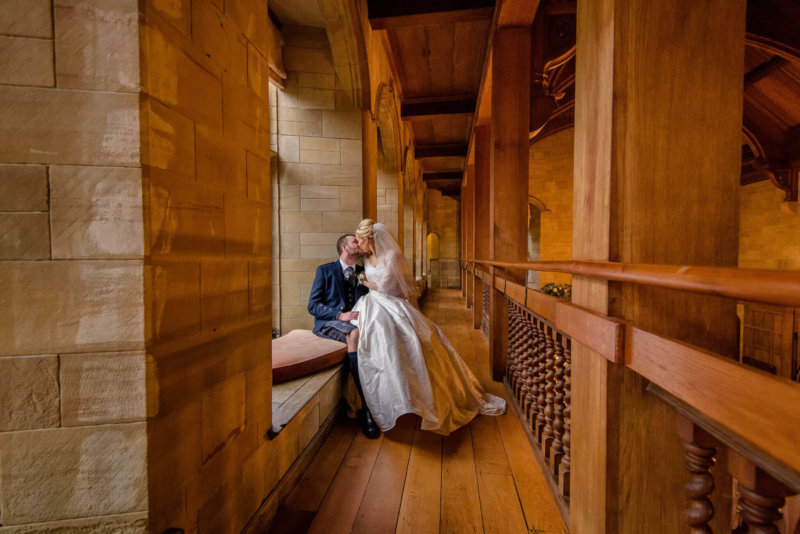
[265,290,568,534]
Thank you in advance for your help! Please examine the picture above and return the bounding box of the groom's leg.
[345,328,364,401]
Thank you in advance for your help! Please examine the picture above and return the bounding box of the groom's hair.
[336,233,355,255]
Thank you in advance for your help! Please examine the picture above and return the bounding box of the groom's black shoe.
[358,408,380,439]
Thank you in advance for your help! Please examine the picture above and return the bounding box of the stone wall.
[140,1,273,532]
[0,0,147,530]
[377,155,400,239]
[426,189,461,288]
[529,128,574,287]
[274,25,362,334]
[739,180,800,271]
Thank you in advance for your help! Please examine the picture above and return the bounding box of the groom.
[307,234,379,438]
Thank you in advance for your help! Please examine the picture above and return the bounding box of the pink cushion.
[272,330,347,384]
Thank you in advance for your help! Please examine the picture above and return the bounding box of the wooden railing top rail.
[462,259,800,307]
[466,261,800,486]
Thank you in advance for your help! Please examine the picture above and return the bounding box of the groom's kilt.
[316,319,357,343]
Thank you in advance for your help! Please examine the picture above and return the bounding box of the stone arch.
[318,0,370,109]
[374,81,400,173]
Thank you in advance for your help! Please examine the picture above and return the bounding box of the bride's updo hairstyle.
[355,218,375,241]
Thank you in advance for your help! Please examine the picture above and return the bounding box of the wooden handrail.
[462,259,800,307]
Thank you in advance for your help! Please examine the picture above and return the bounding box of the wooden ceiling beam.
[368,0,495,30]
[415,143,468,158]
[401,98,476,120]
[423,171,464,182]
[745,56,788,86]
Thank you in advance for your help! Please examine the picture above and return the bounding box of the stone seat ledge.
[269,330,347,438]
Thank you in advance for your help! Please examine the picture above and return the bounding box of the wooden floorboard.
[272,289,567,533]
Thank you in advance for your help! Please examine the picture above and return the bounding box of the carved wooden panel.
[740,303,798,380]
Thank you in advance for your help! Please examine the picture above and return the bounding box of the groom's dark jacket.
[307,260,369,335]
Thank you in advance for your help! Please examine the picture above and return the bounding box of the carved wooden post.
[677,416,720,534]
[534,319,547,437]
[473,127,490,330]
[729,451,796,534]
[550,332,566,473]
[570,0,745,531]
[362,110,377,220]
[559,337,571,496]
[541,326,556,454]
[523,317,539,425]
[488,26,530,381]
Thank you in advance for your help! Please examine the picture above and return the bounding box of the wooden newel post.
[473,126,491,330]
[676,416,720,534]
[728,451,796,534]
[488,26,530,380]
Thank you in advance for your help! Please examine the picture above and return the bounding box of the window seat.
[269,330,347,438]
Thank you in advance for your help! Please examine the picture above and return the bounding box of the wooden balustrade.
[461,260,800,532]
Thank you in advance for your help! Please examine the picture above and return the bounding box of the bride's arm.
[361,280,377,290]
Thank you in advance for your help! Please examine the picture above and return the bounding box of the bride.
[349,219,506,436]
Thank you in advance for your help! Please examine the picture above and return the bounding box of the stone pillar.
[570,1,744,532]
[488,26,530,380]
[0,1,147,530]
[464,164,476,308]
[362,110,378,220]
[473,125,491,330]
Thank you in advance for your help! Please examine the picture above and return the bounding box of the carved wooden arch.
[374,81,401,173]
[318,0,370,109]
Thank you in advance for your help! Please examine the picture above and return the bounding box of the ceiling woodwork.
[415,143,468,158]
[401,98,476,120]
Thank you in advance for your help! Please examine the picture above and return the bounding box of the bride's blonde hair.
[355,218,375,240]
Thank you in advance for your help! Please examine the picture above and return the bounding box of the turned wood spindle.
[527,316,542,427]
[541,326,556,451]
[534,319,548,438]
[558,338,571,497]
[677,417,718,534]
[549,332,566,473]
[728,450,795,534]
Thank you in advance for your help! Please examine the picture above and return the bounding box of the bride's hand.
[362,280,378,290]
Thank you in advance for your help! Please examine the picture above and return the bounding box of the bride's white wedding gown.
[351,256,506,436]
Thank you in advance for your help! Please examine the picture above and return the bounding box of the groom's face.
[343,235,362,257]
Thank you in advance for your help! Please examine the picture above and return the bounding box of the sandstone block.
[341,139,362,166]
[299,149,340,165]
[60,351,147,426]
[0,261,144,356]
[247,149,270,204]
[191,0,247,86]
[201,373,246,463]
[0,86,139,166]
[281,317,314,332]
[282,25,329,49]
[201,260,248,297]
[279,162,361,186]
[247,42,270,101]
[196,124,247,193]
[299,232,341,246]
[0,512,148,533]
[298,72,335,90]
[280,270,314,287]
[277,71,298,108]
[283,46,334,74]
[278,135,299,162]
[296,399,320,453]
[299,136,339,152]
[301,198,339,212]
[0,0,52,38]
[300,185,339,199]
[278,107,321,123]
[149,176,224,257]
[0,423,147,524]
[248,259,270,315]
[300,245,337,259]
[339,185,362,211]
[54,0,139,91]
[151,259,200,341]
[0,164,48,211]
[224,195,269,256]
[281,212,322,233]
[226,0,268,54]
[281,258,325,272]
[277,119,322,137]
[280,232,300,257]
[50,165,144,259]
[223,76,270,158]
[319,369,344,420]
[0,36,54,86]
[149,0,191,36]
[297,87,335,111]
[143,20,222,131]
[323,211,361,233]
[322,110,361,139]
[0,213,50,260]
[201,290,249,330]
[0,355,59,431]
[144,98,195,181]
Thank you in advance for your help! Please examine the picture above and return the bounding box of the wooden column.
[465,164,475,308]
[488,26,530,380]
[473,125,491,330]
[570,1,744,532]
[398,172,404,252]
[362,110,377,220]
